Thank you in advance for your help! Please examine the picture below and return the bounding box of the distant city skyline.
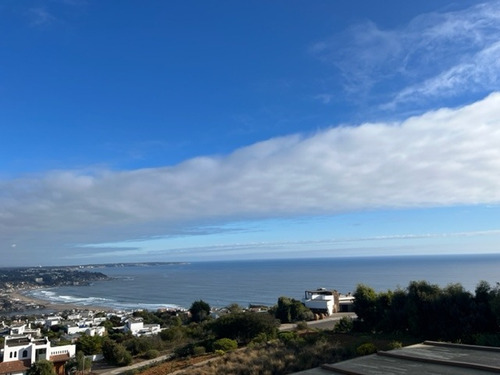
[1,0,500,266]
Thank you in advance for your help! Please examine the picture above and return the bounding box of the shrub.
[278,331,298,344]
[274,297,314,323]
[249,332,270,345]
[210,312,278,344]
[27,360,55,375]
[213,338,238,352]
[387,341,403,350]
[356,342,377,356]
[334,316,354,333]
[144,349,160,359]
[102,339,133,366]
[175,343,195,358]
[193,346,206,356]
[296,321,309,331]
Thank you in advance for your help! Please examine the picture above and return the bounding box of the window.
[23,350,28,358]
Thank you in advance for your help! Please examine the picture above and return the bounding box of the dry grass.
[138,332,418,375]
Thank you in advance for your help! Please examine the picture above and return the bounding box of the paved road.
[279,312,356,331]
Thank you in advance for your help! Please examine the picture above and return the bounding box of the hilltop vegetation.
[0,267,109,290]
[353,280,500,344]
[132,280,500,374]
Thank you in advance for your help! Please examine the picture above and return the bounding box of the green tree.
[353,284,378,331]
[385,288,408,333]
[333,316,354,333]
[439,283,475,340]
[274,296,313,323]
[66,351,92,374]
[227,303,243,314]
[212,338,238,352]
[474,280,495,333]
[490,285,500,324]
[405,280,441,338]
[107,315,122,327]
[27,360,55,375]
[210,312,278,344]
[160,325,186,345]
[102,339,132,366]
[76,334,103,355]
[189,300,211,323]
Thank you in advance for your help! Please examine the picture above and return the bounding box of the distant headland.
[0,262,187,313]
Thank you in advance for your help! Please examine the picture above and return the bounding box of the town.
[0,273,356,375]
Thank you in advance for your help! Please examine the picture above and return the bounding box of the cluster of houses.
[0,288,354,375]
[0,309,165,375]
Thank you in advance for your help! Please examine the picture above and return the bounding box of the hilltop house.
[302,289,340,316]
[123,318,161,337]
[0,335,75,375]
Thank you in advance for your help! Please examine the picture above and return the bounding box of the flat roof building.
[293,341,500,374]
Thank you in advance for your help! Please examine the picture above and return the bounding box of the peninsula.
[0,262,187,313]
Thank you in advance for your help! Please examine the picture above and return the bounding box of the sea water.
[25,254,500,311]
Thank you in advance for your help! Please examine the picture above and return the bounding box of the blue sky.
[1,0,500,266]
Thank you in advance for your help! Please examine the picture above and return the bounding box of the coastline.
[5,288,115,314]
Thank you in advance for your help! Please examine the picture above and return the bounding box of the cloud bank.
[1,93,500,263]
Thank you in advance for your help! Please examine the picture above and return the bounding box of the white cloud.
[312,1,500,108]
[1,93,500,263]
[28,7,56,26]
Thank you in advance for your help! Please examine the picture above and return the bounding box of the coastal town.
[0,265,359,375]
[2,266,500,375]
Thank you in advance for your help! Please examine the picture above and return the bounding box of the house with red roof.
[0,335,75,375]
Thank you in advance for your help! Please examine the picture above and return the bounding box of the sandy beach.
[6,289,114,314]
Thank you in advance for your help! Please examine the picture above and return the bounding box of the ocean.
[25,253,500,312]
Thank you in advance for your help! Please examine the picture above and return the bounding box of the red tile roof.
[50,354,70,363]
[0,360,30,374]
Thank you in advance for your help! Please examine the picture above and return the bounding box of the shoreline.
[5,288,115,314]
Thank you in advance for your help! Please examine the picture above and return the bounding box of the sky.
[1,0,500,266]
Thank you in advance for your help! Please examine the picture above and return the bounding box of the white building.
[123,318,160,337]
[339,293,355,312]
[44,316,62,329]
[9,324,40,338]
[302,288,339,316]
[0,335,75,375]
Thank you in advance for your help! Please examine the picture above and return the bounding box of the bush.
[102,339,133,366]
[387,341,403,350]
[213,338,238,352]
[27,360,55,375]
[175,343,195,358]
[334,316,354,333]
[296,321,308,331]
[278,331,298,344]
[144,349,160,359]
[210,312,279,344]
[356,342,377,356]
[250,332,270,345]
[274,297,314,323]
[193,346,206,356]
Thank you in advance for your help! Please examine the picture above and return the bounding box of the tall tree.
[189,300,211,323]
[353,284,378,330]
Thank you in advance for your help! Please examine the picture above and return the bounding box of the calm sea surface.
[25,254,500,311]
